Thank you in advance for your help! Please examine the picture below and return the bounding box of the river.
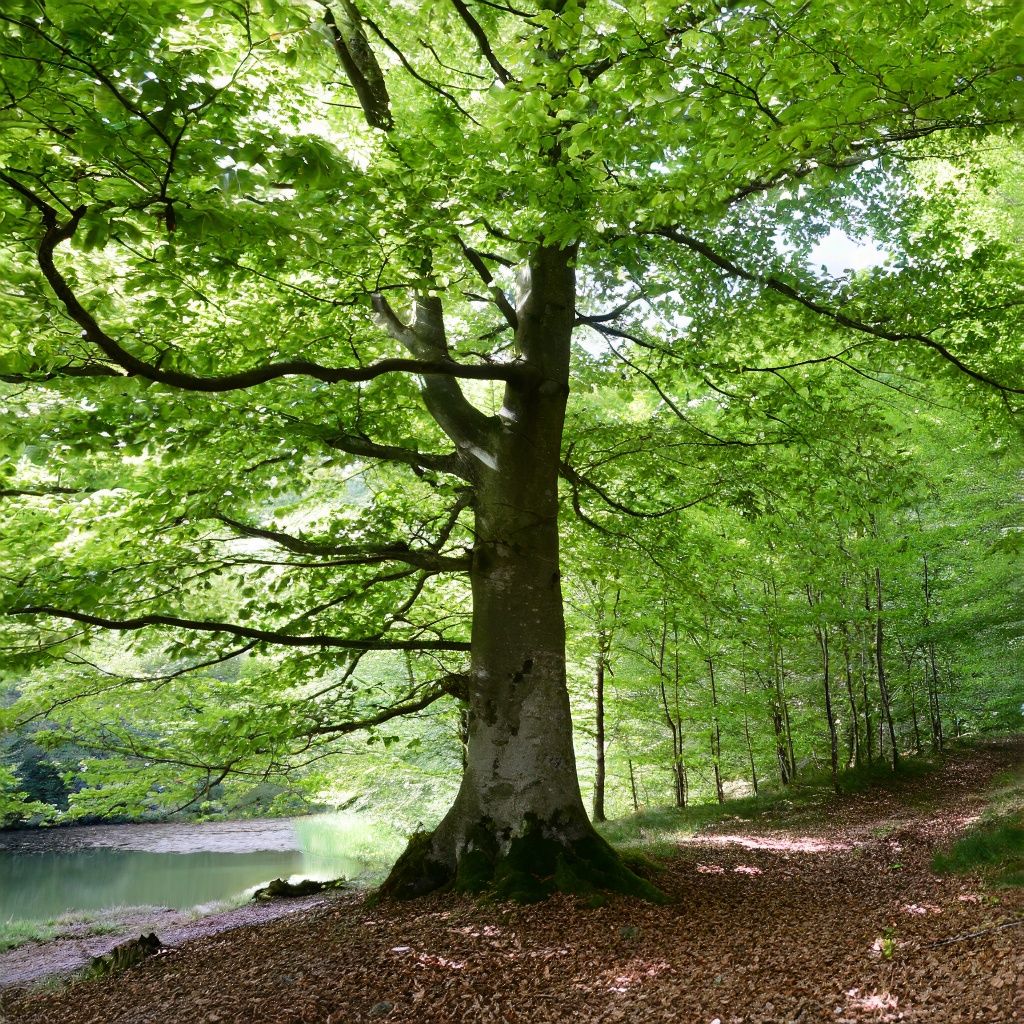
[0,816,376,924]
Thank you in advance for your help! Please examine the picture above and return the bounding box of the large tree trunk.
[380,246,658,903]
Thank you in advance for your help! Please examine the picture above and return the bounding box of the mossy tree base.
[377,816,667,906]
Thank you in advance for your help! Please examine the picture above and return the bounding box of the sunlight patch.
[680,835,850,853]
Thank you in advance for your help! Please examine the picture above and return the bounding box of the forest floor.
[1,737,1021,1024]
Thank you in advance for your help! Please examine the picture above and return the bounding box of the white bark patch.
[467,651,578,826]
[464,443,498,469]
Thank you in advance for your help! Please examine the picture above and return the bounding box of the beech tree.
[1,0,1021,897]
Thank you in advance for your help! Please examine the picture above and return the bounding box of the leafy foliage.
[0,0,1020,851]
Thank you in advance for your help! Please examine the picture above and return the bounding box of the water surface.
[0,817,368,923]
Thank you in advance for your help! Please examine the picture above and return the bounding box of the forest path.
[2,738,1021,1024]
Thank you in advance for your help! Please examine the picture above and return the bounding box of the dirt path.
[2,740,1021,1024]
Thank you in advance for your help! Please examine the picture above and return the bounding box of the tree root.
[377,817,667,906]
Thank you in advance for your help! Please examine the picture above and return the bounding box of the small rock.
[369,1000,394,1017]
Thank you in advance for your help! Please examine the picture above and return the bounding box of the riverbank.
[0,889,348,987]
[0,813,394,973]
[3,738,1021,1022]
[0,817,302,855]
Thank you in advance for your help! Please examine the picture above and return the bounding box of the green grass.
[0,893,263,955]
[835,755,937,792]
[293,811,406,881]
[596,788,812,858]
[0,908,133,952]
[597,757,943,859]
[932,766,1024,887]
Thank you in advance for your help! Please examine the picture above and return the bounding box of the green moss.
[379,816,669,905]
[621,851,664,880]
[454,818,502,894]
[492,826,562,902]
[461,816,668,905]
[374,830,452,903]
[454,848,495,894]
[81,933,162,979]
[568,833,668,903]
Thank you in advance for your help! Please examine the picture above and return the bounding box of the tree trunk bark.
[922,555,944,752]
[873,567,900,770]
[859,603,874,765]
[839,616,861,769]
[628,758,640,813]
[807,587,839,794]
[380,245,658,903]
[708,653,725,804]
[593,659,607,823]
[741,672,759,796]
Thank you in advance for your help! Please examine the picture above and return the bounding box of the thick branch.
[0,363,126,383]
[722,120,1017,209]
[450,0,511,83]
[560,458,717,520]
[362,15,478,123]
[212,513,471,572]
[371,291,501,449]
[0,486,82,497]
[459,237,519,330]
[322,431,467,476]
[306,675,469,737]
[10,606,471,651]
[323,2,393,130]
[0,173,532,395]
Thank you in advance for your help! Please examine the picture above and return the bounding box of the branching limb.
[575,294,646,325]
[450,0,512,83]
[322,2,393,130]
[211,512,471,572]
[321,431,467,477]
[306,674,469,737]
[559,457,719,521]
[600,332,770,448]
[0,363,126,383]
[0,170,530,393]
[0,486,82,498]
[361,15,479,123]
[9,606,471,651]
[372,291,505,451]
[656,227,1024,395]
[458,237,519,330]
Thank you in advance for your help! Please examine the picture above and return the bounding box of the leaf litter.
[1,739,1021,1023]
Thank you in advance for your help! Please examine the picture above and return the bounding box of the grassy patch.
[596,789,811,857]
[293,811,406,882]
[0,893,264,955]
[0,908,133,952]
[598,757,944,858]
[932,766,1024,886]
[837,756,937,793]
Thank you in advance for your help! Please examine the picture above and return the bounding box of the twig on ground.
[924,918,1024,948]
